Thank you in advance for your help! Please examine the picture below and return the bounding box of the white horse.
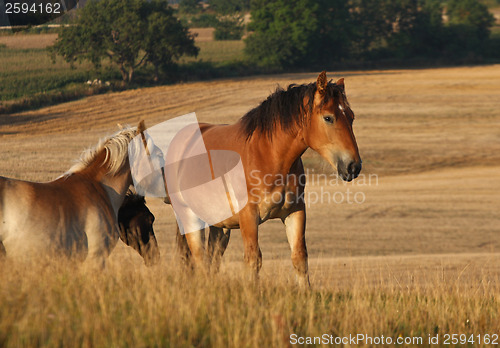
[0,122,164,266]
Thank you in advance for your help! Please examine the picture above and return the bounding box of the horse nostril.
[348,161,361,177]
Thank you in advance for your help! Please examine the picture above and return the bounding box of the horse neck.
[78,151,132,217]
[100,170,132,218]
[248,125,308,175]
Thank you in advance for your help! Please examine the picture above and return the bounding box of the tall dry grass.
[1,257,498,347]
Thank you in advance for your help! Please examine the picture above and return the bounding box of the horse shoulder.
[59,174,114,216]
[48,176,118,257]
[82,204,119,261]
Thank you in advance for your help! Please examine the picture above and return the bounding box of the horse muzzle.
[338,159,362,182]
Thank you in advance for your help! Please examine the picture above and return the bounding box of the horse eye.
[323,115,334,124]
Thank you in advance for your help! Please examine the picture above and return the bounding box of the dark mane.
[240,81,344,140]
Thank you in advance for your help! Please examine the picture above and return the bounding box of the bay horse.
[174,72,361,286]
[0,122,164,267]
[118,191,160,266]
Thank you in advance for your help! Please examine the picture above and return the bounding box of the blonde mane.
[68,126,137,176]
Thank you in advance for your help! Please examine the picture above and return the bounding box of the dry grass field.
[0,28,214,50]
[0,33,58,49]
[1,65,499,346]
[0,29,244,105]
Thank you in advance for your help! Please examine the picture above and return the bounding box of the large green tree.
[348,0,395,58]
[178,0,202,14]
[244,0,497,67]
[143,1,200,81]
[244,0,319,68]
[51,0,198,83]
[383,0,447,59]
[245,0,357,68]
[209,0,250,14]
[312,0,354,63]
[447,0,495,39]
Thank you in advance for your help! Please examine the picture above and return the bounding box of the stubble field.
[0,65,499,347]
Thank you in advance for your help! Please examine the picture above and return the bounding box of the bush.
[209,0,250,14]
[190,14,219,28]
[178,0,202,14]
[214,16,244,40]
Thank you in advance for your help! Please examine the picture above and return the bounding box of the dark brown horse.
[118,192,160,266]
[173,72,361,286]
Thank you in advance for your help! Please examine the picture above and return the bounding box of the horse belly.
[210,187,300,229]
[212,214,241,229]
[2,212,57,258]
[3,215,88,260]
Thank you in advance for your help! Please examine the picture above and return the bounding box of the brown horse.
[0,122,165,266]
[174,72,361,286]
[118,191,160,266]
[0,189,160,266]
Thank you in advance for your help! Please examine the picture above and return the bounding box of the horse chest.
[257,185,299,222]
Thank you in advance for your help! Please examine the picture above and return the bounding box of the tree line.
[245,0,498,68]
[51,0,499,83]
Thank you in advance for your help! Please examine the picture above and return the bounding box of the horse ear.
[314,71,328,106]
[138,120,147,134]
[317,71,327,96]
[336,78,345,91]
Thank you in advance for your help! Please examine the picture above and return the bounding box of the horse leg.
[284,207,310,288]
[184,228,207,271]
[240,208,261,281]
[83,213,116,269]
[176,223,192,267]
[84,235,108,269]
[207,226,230,273]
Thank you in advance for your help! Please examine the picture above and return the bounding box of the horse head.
[128,120,167,198]
[303,71,362,181]
[118,192,160,266]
